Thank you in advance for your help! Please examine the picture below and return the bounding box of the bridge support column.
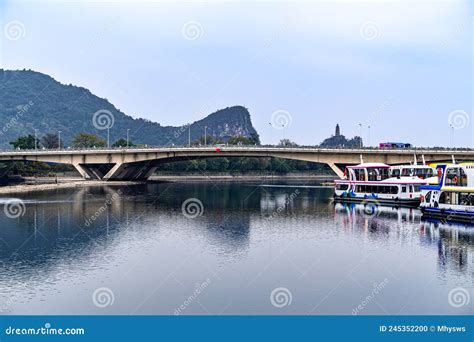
[327,163,345,179]
[102,162,157,181]
[73,163,93,179]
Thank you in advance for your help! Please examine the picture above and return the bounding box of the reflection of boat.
[334,163,427,206]
[420,164,474,224]
[334,202,421,222]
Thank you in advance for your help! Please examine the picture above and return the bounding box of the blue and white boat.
[420,163,474,223]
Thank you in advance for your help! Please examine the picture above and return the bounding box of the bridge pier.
[326,163,344,179]
[101,161,158,181]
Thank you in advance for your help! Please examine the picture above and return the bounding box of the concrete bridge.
[0,146,472,181]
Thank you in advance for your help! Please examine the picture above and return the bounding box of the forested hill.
[0,69,259,148]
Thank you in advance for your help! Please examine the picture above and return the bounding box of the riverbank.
[0,178,142,195]
[0,173,336,194]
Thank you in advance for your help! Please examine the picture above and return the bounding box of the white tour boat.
[334,162,428,206]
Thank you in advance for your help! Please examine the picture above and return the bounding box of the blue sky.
[0,0,472,147]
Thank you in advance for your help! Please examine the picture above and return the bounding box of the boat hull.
[421,207,474,224]
[333,195,420,207]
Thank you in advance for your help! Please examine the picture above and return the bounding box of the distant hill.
[319,124,362,148]
[0,69,259,148]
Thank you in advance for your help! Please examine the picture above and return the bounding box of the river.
[0,181,472,315]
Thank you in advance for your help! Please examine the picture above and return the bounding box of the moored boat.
[334,163,428,206]
[420,164,474,223]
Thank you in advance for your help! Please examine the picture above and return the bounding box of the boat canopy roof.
[347,163,390,169]
[390,165,433,169]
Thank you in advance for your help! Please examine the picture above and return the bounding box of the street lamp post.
[358,123,362,148]
[107,127,110,148]
[204,126,207,146]
[58,131,61,150]
[34,129,38,151]
[126,129,130,148]
[188,124,191,147]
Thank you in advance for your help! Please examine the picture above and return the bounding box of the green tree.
[9,135,40,150]
[278,139,298,147]
[112,138,134,148]
[227,136,253,146]
[191,135,223,146]
[249,132,260,145]
[41,133,61,149]
[72,132,106,148]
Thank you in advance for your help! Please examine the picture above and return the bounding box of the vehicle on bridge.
[420,163,474,223]
[334,163,427,206]
[379,142,412,149]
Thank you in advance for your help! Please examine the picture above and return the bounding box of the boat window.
[414,168,433,179]
[354,169,365,181]
[439,192,446,203]
[425,191,432,202]
[401,168,413,176]
[413,185,421,192]
[379,168,389,180]
[367,169,378,181]
[402,186,407,193]
[445,167,468,186]
[391,186,398,194]
[439,192,457,205]
[336,184,349,191]
[391,169,400,177]
[459,193,474,205]
[367,168,389,181]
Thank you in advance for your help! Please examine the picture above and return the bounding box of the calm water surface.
[0,181,472,315]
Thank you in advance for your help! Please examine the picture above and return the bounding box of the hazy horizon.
[0,0,472,147]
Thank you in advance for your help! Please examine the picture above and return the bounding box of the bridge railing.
[0,145,473,154]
